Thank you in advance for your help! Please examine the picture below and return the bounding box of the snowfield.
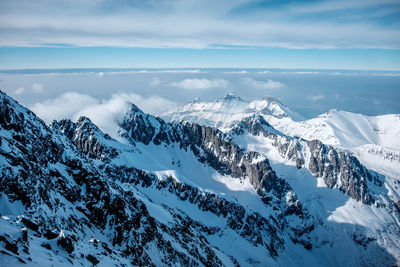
[1,91,399,266]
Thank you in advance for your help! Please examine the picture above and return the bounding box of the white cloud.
[372,98,380,105]
[242,77,284,89]
[150,77,161,86]
[30,92,177,138]
[171,78,228,90]
[113,93,177,116]
[30,92,99,122]
[280,72,319,75]
[104,70,205,75]
[156,70,203,73]
[14,87,24,95]
[309,93,325,101]
[32,83,44,93]
[257,71,271,74]
[224,70,248,74]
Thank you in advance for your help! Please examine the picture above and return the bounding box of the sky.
[0,0,400,70]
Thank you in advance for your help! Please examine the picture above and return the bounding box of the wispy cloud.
[242,77,284,89]
[309,93,325,101]
[14,87,24,95]
[171,78,228,90]
[257,71,271,74]
[32,83,44,93]
[224,70,248,74]
[0,0,399,49]
[149,77,161,86]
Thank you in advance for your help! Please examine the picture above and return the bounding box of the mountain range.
[1,90,399,266]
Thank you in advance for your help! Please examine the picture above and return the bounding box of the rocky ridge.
[227,114,388,205]
[56,103,315,252]
[1,91,399,266]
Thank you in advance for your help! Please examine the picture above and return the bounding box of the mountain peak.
[262,96,282,105]
[161,93,305,130]
[127,102,144,114]
[219,93,244,102]
[75,116,104,134]
[76,115,94,125]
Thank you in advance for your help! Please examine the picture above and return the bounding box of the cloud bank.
[171,78,228,90]
[31,92,177,138]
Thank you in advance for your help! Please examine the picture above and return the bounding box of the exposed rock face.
[307,139,379,204]
[52,117,119,160]
[55,103,314,253]
[1,91,399,266]
[229,114,382,204]
[119,107,295,205]
[103,165,288,256]
[181,123,286,200]
[0,91,235,265]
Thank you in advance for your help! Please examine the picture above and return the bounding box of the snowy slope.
[162,93,304,131]
[162,93,400,265]
[279,110,400,149]
[277,110,400,179]
[0,91,311,266]
[163,95,399,150]
[228,124,400,264]
[55,96,400,266]
[1,90,400,266]
[163,95,400,179]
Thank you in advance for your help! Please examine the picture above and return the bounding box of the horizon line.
[1,67,400,72]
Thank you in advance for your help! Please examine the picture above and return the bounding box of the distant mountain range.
[162,93,400,177]
[1,90,399,266]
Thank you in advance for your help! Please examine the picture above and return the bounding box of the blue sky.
[0,0,400,70]
[1,47,400,70]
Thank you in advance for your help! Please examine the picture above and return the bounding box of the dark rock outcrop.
[0,91,232,265]
[52,117,119,160]
[229,114,382,204]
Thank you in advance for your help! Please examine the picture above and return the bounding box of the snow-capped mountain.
[162,94,400,178]
[277,110,400,178]
[279,110,400,149]
[162,93,304,132]
[1,90,400,266]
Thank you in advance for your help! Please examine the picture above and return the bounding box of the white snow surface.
[161,94,400,265]
[163,95,400,182]
[2,91,400,266]
[161,94,304,131]
[279,110,400,149]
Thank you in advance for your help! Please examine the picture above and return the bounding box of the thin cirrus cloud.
[30,92,177,138]
[171,78,229,90]
[309,93,325,101]
[242,77,285,89]
[0,0,399,49]
[14,87,25,95]
[32,83,44,93]
[149,77,161,86]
